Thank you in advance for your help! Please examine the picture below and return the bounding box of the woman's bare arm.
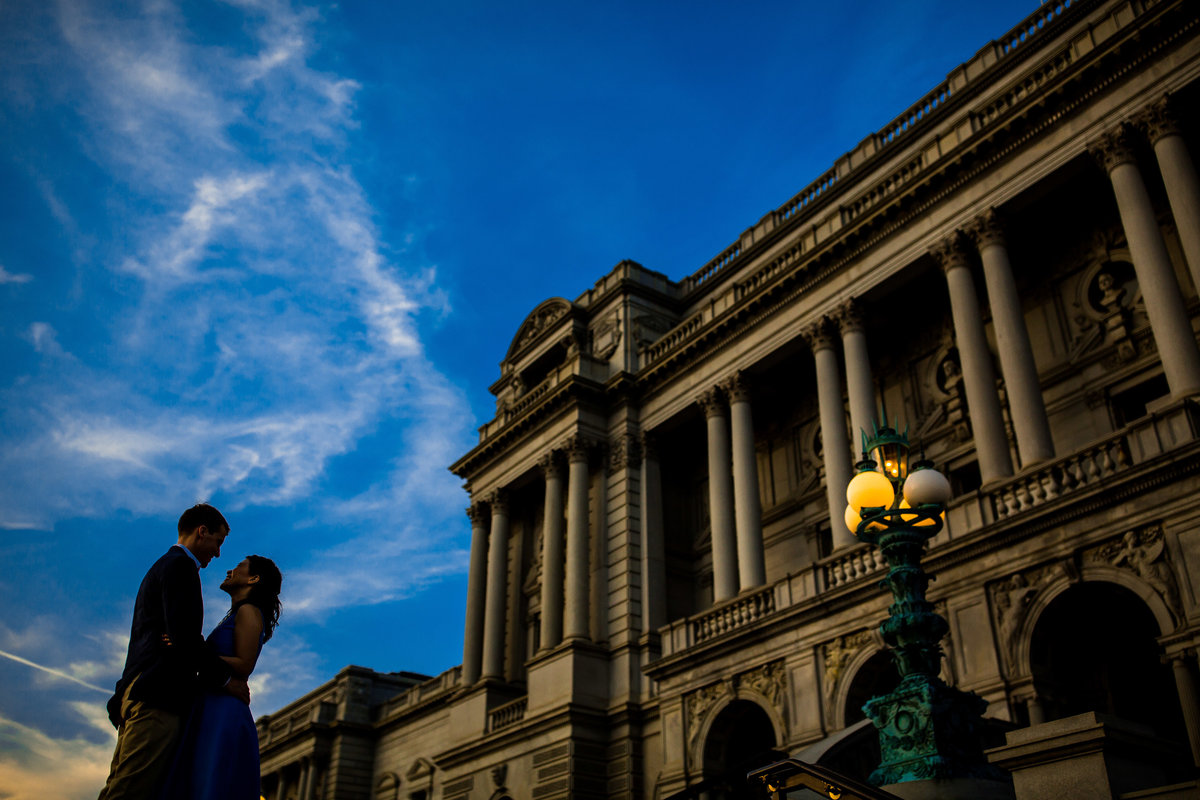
[219,604,265,678]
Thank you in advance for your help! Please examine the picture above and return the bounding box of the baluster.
[1111,440,1130,471]
[1003,486,1020,514]
[1028,475,1046,506]
[832,561,846,586]
[1069,455,1087,487]
[993,489,1009,519]
[1042,468,1061,500]
[1098,446,1115,477]
[1083,449,1100,483]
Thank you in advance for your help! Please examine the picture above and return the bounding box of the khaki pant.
[97,677,183,800]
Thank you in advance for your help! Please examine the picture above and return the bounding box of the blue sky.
[0,1,1039,796]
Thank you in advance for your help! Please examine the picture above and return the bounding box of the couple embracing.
[98,503,282,800]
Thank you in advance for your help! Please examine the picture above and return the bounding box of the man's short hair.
[177,503,229,535]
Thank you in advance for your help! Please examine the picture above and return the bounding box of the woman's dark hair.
[238,555,282,642]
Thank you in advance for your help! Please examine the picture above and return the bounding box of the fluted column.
[640,432,667,633]
[1142,98,1200,294]
[1170,651,1200,768]
[933,235,1015,483]
[538,452,565,651]
[461,502,488,684]
[836,299,875,454]
[726,372,766,590]
[807,320,854,550]
[563,436,592,641]
[480,490,509,680]
[965,210,1055,467]
[700,388,739,601]
[1092,126,1200,397]
[274,771,285,800]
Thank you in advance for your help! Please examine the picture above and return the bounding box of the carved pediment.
[505,298,574,361]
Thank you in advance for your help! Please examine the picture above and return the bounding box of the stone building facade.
[259,1,1200,797]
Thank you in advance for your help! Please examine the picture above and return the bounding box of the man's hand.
[226,677,250,705]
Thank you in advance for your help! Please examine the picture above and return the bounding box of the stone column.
[274,771,286,800]
[538,452,565,651]
[700,388,739,601]
[1092,126,1200,398]
[1141,98,1200,294]
[726,372,766,590]
[836,299,876,455]
[461,502,488,684]
[640,432,667,633]
[807,319,855,551]
[965,210,1055,467]
[480,490,509,680]
[298,758,312,800]
[1169,651,1200,767]
[563,436,592,641]
[932,235,1015,483]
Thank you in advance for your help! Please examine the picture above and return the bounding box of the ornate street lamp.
[844,420,1004,788]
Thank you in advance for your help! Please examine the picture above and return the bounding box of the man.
[98,503,251,799]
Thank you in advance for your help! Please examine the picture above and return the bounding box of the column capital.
[929,233,971,273]
[723,370,752,403]
[802,316,837,352]
[466,502,487,524]
[538,450,563,480]
[1089,124,1140,174]
[964,208,1007,249]
[1136,95,1183,146]
[834,298,865,335]
[697,386,728,418]
[564,434,592,463]
[608,431,642,474]
[488,489,509,515]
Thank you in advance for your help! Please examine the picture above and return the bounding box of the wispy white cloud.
[0,265,33,284]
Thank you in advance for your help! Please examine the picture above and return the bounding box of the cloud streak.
[0,648,110,694]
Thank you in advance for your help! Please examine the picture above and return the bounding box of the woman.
[160,554,282,800]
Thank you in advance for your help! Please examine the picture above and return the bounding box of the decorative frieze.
[1084,524,1181,618]
[821,629,877,724]
[684,659,787,758]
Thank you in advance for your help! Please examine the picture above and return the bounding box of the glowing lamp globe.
[899,498,943,528]
[902,465,952,507]
[847,469,895,512]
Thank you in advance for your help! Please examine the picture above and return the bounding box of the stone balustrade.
[488,696,528,733]
[376,665,462,722]
[691,586,776,645]
[820,544,887,590]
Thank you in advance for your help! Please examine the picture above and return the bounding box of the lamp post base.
[863,673,1007,787]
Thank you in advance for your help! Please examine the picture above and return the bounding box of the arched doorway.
[1029,581,1185,743]
[701,700,781,799]
[843,651,900,727]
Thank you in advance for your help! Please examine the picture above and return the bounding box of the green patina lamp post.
[843,420,1003,787]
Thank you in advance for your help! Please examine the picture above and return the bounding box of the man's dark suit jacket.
[107,546,232,727]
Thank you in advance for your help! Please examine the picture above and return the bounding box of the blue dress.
[159,608,264,800]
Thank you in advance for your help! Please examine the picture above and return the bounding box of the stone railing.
[640,311,705,366]
[777,168,839,224]
[488,696,527,733]
[682,241,743,293]
[820,544,887,590]
[997,0,1079,57]
[377,666,462,721]
[988,436,1130,520]
[692,586,776,645]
